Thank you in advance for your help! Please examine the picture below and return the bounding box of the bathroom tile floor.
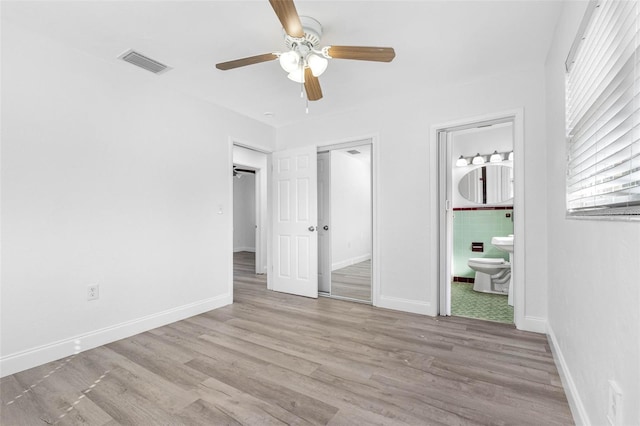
[452,282,514,324]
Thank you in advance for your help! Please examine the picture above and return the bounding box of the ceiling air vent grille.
[118,49,171,74]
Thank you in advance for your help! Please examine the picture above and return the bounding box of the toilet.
[467,257,511,294]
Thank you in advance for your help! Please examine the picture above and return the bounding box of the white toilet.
[467,257,511,294]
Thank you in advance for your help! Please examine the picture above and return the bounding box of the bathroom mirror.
[458,164,513,204]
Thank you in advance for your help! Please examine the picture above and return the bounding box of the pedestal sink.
[492,235,514,305]
[491,235,514,253]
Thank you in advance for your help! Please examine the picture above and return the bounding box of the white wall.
[0,22,276,376]
[233,173,256,252]
[330,150,371,270]
[544,2,640,425]
[276,66,548,325]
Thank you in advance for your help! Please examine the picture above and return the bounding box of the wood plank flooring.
[331,260,372,302]
[1,251,573,425]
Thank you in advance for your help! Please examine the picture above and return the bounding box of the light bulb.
[307,54,328,77]
[456,155,468,167]
[279,51,300,73]
[287,66,305,83]
[508,151,514,161]
[489,150,502,163]
[472,153,485,165]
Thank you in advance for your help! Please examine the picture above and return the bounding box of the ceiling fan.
[215,0,396,102]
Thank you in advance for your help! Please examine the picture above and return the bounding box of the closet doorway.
[317,143,372,303]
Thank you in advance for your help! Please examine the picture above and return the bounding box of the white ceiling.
[2,1,564,128]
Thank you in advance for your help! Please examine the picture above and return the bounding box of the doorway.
[317,143,373,303]
[449,123,514,323]
[435,111,524,327]
[232,164,257,263]
[269,138,377,304]
[232,144,268,277]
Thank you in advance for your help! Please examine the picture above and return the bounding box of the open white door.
[271,146,318,298]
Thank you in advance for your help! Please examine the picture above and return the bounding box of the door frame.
[316,135,379,307]
[430,110,525,329]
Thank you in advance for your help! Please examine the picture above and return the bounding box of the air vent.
[118,49,172,74]
[347,149,361,155]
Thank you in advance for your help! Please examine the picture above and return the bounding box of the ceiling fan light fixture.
[307,53,328,77]
[279,50,300,73]
[287,67,305,83]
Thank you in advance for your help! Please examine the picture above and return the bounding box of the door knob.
[308,226,316,232]
[323,225,329,231]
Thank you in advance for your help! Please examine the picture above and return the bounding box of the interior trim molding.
[547,324,590,426]
[377,295,433,315]
[521,315,547,334]
[0,294,232,378]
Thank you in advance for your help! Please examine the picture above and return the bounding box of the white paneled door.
[271,146,318,298]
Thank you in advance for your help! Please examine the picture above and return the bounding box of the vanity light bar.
[456,150,513,167]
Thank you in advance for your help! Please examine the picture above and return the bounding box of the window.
[565,0,640,217]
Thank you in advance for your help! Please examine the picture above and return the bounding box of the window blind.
[566,0,640,216]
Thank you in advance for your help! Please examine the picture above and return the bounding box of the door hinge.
[445,199,451,211]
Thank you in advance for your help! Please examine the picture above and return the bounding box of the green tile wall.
[453,209,514,278]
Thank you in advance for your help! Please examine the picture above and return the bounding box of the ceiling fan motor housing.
[285,16,323,49]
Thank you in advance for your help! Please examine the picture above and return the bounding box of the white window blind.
[566,0,640,217]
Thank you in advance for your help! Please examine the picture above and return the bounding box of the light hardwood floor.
[1,251,573,425]
[331,260,372,302]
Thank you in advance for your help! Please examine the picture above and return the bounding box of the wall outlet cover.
[87,284,100,301]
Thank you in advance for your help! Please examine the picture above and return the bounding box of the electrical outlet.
[87,284,99,301]
[607,380,623,426]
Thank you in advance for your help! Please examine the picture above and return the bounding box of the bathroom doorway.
[435,112,523,325]
[317,142,373,303]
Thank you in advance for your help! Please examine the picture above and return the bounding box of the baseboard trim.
[547,324,589,426]
[377,295,433,315]
[0,294,232,378]
[518,315,547,333]
[332,253,371,271]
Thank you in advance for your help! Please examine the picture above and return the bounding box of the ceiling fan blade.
[234,168,255,174]
[304,68,323,101]
[216,53,278,70]
[327,46,396,62]
[269,0,304,38]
